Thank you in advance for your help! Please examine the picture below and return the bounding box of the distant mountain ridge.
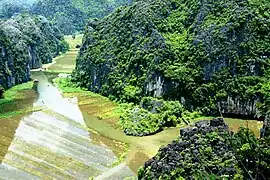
[0,0,130,34]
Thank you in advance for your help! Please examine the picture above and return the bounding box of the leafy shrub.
[119,97,189,136]
[119,106,163,136]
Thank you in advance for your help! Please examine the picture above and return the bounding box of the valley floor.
[0,35,263,179]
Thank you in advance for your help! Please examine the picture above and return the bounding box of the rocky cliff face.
[0,14,68,89]
[73,0,270,117]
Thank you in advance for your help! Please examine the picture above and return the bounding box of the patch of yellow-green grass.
[0,82,38,119]
[0,108,40,119]
[64,34,83,49]
[48,50,78,73]
[53,77,87,93]
[53,78,111,102]
[0,82,33,105]
[112,146,128,167]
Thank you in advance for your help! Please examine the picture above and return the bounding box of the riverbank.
[53,77,263,174]
[0,82,41,119]
[45,35,83,73]
[0,32,263,177]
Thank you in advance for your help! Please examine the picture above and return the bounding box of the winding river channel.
[0,71,264,179]
[0,37,263,179]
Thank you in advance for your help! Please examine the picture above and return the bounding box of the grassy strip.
[64,34,83,49]
[0,82,33,105]
[53,77,113,102]
[0,107,43,119]
[53,77,86,93]
[0,82,38,119]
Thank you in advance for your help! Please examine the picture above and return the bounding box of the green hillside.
[31,0,130,34]
[73,0,270,134]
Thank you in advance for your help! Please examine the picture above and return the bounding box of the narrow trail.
[0,72,135,179]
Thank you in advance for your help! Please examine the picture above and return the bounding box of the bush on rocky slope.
[0,14,68,90]
[138,118,270,179]
[118,97,201,136]
[73,0,270,119]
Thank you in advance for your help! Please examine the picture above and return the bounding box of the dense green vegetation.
[0,82,33,105]
[0,81,38,119]
[119,97,202,136]
[0,14,68,90]
[31,0,130,34]
[0,0,34,19]
[0,0,131,35]
[73,0,270,134]
[138,118,270,179]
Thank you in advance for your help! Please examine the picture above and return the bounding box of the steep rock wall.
[74,0,270,117]
[0,14,68,89]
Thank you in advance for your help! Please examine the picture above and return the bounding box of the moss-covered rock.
[138,118,270,179]
[73,0,270,118]
[0,14,68,90]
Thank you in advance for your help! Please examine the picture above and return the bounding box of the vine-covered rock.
[138,118,270,179]
[0,14,68,89]
[73,0,270,118]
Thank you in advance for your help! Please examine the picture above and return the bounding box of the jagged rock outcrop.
[138,118,237,179]
[138,118,270,179]
[0,14,68,89]
[73,0,270,117]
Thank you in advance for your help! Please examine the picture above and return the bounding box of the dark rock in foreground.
[138,118,237,179]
